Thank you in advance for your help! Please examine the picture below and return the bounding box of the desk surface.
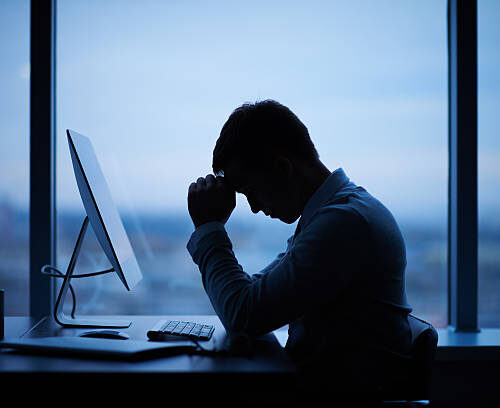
[0,316,295,375]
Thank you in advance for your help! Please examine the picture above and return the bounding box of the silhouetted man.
[186,100,413,395]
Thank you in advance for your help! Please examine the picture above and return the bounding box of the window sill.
[436,327,500,361]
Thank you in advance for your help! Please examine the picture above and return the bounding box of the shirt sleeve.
[187,221,226,253]
[187,207,368,336]
[250,235,294,282]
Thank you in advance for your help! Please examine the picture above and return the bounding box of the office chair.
[381,314,438,407]
[294,315,438,407]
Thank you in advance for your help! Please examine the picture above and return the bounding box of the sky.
[0,0,499,225]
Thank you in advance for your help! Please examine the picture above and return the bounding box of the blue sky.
[1,0,499,224]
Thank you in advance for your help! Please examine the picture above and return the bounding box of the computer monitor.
[68,129,142,290]
[53,129,143,328]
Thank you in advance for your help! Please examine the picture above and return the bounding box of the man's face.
[223,160,301,224]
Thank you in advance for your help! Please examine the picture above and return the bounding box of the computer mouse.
[78,330,130,340]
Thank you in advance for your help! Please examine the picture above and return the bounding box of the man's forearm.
[188,228,256,333]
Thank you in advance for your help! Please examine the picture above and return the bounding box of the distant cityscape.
[1,198,500,328]
[1,198,496,329]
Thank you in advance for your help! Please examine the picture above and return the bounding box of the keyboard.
[147,319,215,341]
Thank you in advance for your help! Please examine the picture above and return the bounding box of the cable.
[40,265,115,319]
[190,338,237,357]
[191,338,208,351]
[41,265,77,318]
[67,268,115,278]
[41,265,114,279]
[190,339,221,356]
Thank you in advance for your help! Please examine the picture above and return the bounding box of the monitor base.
[54,315,131,329]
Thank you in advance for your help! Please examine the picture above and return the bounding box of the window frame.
[29,0,56,319]
[29,0,480,332]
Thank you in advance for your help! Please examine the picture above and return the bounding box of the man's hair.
[213,100,319,176]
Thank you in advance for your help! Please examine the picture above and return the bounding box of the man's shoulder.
[310,187,398,232]
[317,185,369,219]
[307,200,368,234]
[326,186,395,222]
[296,200,371,257]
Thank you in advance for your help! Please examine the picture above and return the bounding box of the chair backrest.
[406,314,438,400]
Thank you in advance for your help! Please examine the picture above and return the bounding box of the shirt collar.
[299,168,350,229]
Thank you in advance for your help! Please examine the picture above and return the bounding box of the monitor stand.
[53,216,131,328]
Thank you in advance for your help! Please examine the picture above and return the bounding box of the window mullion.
[29,0,56,319]
[447,0,479,332]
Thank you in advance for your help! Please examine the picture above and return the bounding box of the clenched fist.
[187,174,236,228]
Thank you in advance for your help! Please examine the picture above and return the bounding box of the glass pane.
[0,0,30,315]
[57,0,447,326]
[479,0,500,328]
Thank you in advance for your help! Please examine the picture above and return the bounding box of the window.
[0,0,30,315]
[55,0,447,326]
[478,0,500,328]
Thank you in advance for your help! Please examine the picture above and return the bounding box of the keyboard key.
[165,321,178,329]
[172,323,187,334]
[181,324,194,335]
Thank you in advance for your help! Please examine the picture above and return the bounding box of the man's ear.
[273,156,293,181]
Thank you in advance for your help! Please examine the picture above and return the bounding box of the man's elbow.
[218,289,263,336]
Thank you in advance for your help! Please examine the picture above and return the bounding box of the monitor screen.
[67,129,142,291]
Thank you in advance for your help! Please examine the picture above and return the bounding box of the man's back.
[284,170,412,378]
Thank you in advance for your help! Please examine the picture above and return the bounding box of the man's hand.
[188,174,236,228]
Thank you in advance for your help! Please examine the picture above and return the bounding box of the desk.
[0,316,296,404]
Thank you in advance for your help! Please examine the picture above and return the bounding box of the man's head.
[213,100,321,224]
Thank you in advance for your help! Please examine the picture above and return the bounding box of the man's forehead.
[222,167,246,191]
[222,162,255,191]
